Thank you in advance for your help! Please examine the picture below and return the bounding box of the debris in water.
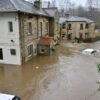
[35,66,39,69]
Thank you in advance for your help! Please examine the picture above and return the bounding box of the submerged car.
[82,49,99,55]
[0,93,21,100]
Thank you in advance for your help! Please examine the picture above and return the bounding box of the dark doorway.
[67,33,72,40]
[79,33,83,40]
[0,48,3,60]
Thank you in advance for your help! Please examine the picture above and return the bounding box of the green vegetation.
[97,64,100,72]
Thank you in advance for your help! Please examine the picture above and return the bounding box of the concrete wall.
[0,13,21,65]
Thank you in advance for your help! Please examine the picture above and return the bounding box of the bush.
[97,64,100,72]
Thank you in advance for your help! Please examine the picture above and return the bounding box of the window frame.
[8,21,13,32]
[68,24,72,30]
[10,49,16,56]
[80,24,83,30]
[28,45,33,56]
[62,23,66,29]
[45,22,49,33]
[28,22,32,35]
[85,23,89,29]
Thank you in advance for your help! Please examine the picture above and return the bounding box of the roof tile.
[38,36,52,46]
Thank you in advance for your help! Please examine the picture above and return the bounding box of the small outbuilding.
[37,36,55,55]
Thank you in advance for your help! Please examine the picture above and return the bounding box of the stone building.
[43,7,60,44]
[60,16,95,42]
[0,0,59,65]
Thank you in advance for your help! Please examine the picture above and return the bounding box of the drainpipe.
[36,16,39,38]
[36,16,39,54]
[18,12,26,64]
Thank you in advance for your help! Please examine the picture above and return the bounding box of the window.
[62,23,66,29]
[80,24,83,30]
[8,21,13,32]
[86,23,89,28]
[10,49,16,55]
[68,24,72,30]
[28,22,32,35]
[0,48,3,60]
[40,22,42,36]
[45,22,48,33]
[28,45,33,56]
[79,33,83,40]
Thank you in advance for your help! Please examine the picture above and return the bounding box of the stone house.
[0,0,59,65]
[60,16,95,42]
[43,7,60,44]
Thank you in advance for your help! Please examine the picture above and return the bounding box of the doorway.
[67,33,72,40]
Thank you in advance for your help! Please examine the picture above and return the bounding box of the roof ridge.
[43,7,57,9]
[9,0,18,11]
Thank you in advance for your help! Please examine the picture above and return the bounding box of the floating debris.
[35,66,39,69]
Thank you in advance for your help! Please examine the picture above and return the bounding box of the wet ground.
[0,41,100,100]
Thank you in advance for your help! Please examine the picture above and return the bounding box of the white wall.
[0,13,21,65]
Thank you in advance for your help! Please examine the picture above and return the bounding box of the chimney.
[34,0,42,9]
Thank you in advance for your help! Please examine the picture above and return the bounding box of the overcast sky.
[43,0,87,6]
[27,0,87,7]
[71,0,86,6]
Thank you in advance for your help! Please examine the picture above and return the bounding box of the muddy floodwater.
[0,41,100,100]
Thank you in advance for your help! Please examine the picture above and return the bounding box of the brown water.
[0,41,100,100]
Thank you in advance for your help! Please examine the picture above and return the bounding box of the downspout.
[36,16,39,38]
[18,13,22,64]
[18,13,25,64]
[36,16,39,54]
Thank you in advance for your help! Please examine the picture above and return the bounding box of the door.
[0,48,3,60]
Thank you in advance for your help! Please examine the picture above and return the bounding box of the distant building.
[0,0,59,65]
[60,16,95,42]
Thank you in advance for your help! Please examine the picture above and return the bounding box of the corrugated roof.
[0,0,48,16]
[60,16,94,23]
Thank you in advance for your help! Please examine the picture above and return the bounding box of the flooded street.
[0,41,100,100]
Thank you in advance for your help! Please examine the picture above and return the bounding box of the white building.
[0,0,50,65]
[0,13,21,65]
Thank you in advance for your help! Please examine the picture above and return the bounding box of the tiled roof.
[60,16,94,23]
[38,36,52,46]
[0,0,48,16]
[0,0,16,12]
